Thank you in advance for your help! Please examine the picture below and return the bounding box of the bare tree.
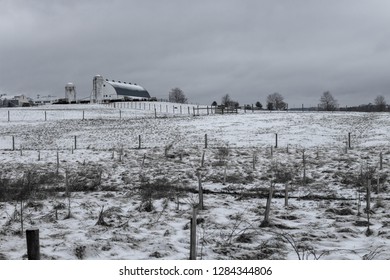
[221,94,239,108]
[221,94,232,107]
[266,93,286,110]
[319,91,338,111]
[169,88,187,104]
[374,95,386,112]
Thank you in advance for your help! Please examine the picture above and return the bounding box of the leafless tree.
[169,87,187,104]
[319,91,338,111]
[221,94,239,108]
[266,93,286,110]
[374,95,386,112]
[221,94,232,107]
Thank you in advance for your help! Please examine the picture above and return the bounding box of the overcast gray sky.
[1,0,390,107]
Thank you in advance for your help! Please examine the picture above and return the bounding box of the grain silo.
[91,75,104,103]
[65,83,76,103]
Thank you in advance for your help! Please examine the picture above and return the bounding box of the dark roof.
[107,81,151,99]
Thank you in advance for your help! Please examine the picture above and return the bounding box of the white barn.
[91,75,151,103]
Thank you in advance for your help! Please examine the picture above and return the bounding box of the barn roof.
[106,81,151,99]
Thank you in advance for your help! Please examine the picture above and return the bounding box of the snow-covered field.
[0,103,389,260]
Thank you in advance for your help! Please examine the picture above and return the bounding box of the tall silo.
[91,75,104,103]
[65,83,76,103]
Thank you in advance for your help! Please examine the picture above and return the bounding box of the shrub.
[214,146,230,165]
[67,166,104,192]
[74,245,86,259]
[137,177,187,212]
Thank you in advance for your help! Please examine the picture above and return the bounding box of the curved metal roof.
[107,81,151,99]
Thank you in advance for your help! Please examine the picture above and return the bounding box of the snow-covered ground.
[0,103,389,260]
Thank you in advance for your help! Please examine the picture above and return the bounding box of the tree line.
[317,92,388,112]
[168,87,388,112]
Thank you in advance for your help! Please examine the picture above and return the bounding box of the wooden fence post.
[20,200,24,236]
[379,152,383,170]
[302,150,306,184]
[65,169,71,219]
[204,134,208,149]
[261,182,274,227]
[56,149,59,175]
[366,179,372,235]
[119,110,122,119]
[74,136,77,150]
[197,173,203,210]
[44,111,47,121]
[154,108,157,118]
[8,110,10,122]
[26,229,40,260]
[285,184,289,207]
[82,110,85,121]
[138,135,141,149]
[367,179,371,212]
[189,207,198,260]
[275,133,278,148]
[348,132,351,149]
[12,136,15,151]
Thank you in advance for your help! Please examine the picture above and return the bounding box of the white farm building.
[91,75,151,103]
[0,94,31,107]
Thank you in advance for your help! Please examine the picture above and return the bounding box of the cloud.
[1,0,390,106]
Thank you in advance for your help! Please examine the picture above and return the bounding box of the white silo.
[91,75,104,103]
[65,82,76,103]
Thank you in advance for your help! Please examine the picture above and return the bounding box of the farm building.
[0,94,31,107]
[91,75,151,103]
[33,95,61,105]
